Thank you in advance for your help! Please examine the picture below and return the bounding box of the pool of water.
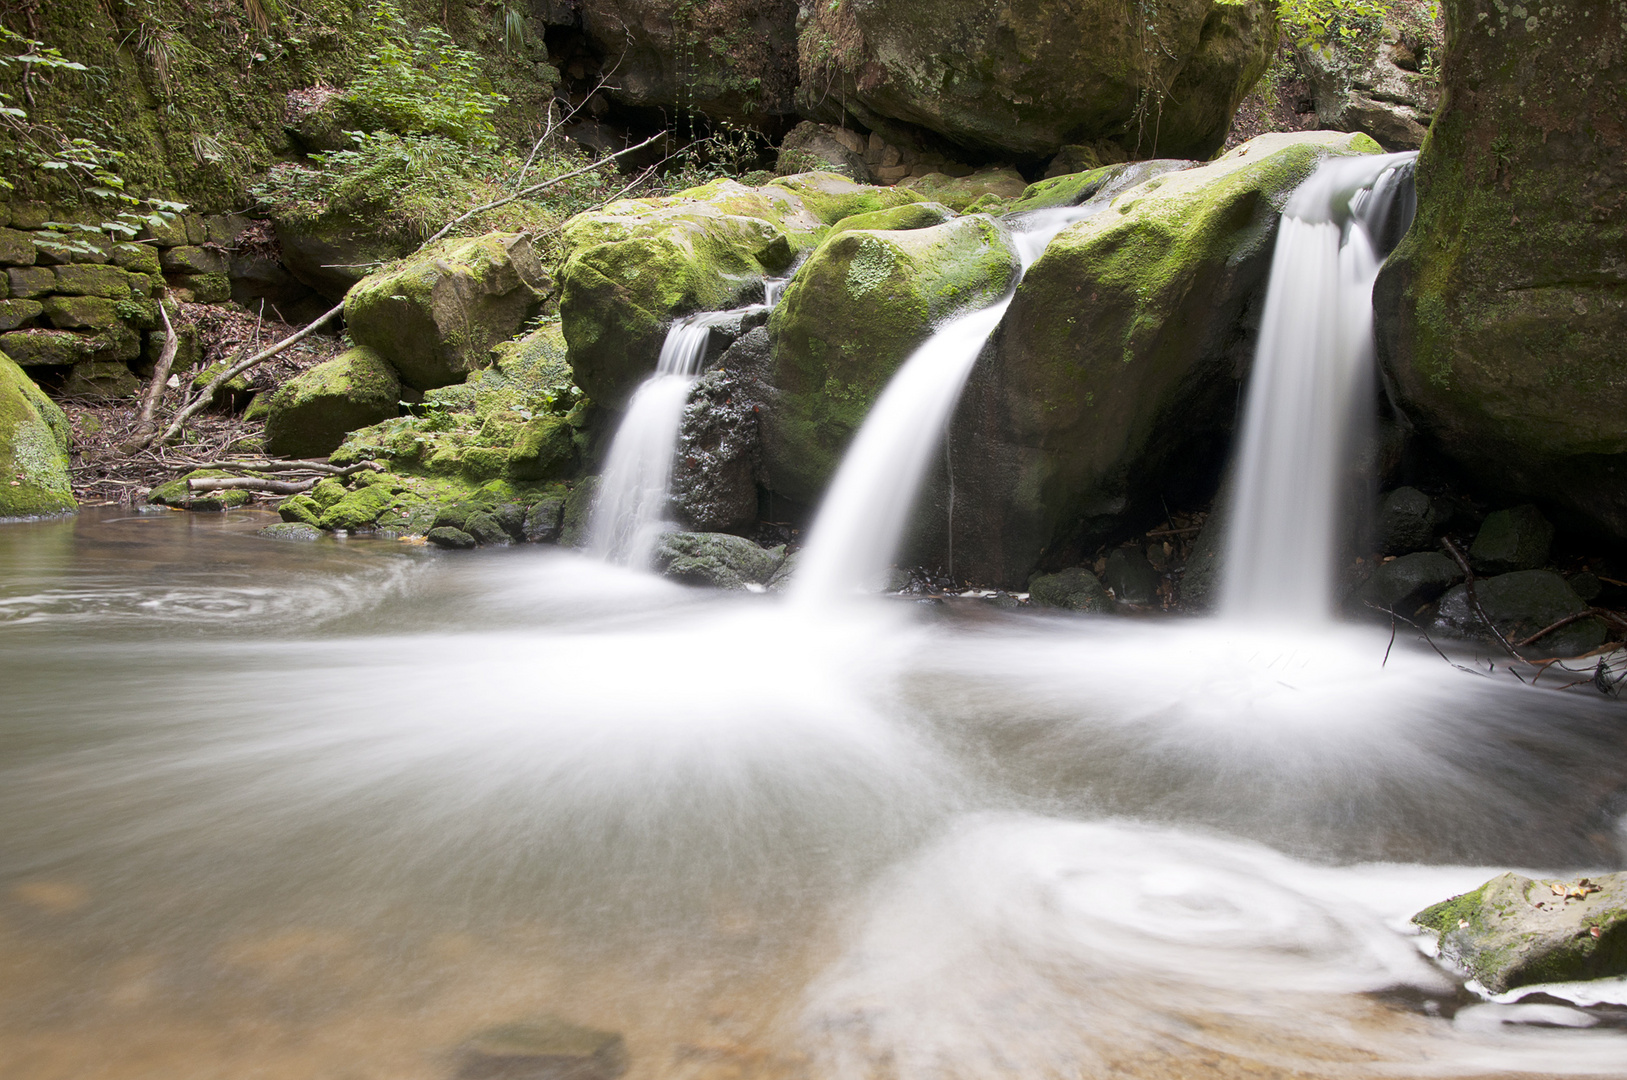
[2,509,1625,1080]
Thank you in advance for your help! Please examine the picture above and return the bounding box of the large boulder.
[796,0,1277,161]
[345,233,551,392]
[1374,0,1627,543]
[673,327,771,534]
[581,0,800,127]
[0,351,74,518]
[762,213,1020,506]
[652,531,786,589]
[1434,569,1608,658]
[1297,20,1442,151]
[1413,871,1627,993]
[558,175,921,407]
[263,346,402,459]
[948,131,1381,585]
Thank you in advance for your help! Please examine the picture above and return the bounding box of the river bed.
[2,509,1625,1080]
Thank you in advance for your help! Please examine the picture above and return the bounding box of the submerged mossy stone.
[427,525,477,549]
[1434,569,1607,658]
[1362,551,1463,614]
[257,522,322,542]
[1413,871,1627,993]
[1375,0,1627,544]
[1027,566,1112,613]
[949,131,1382,586]
[457,1017,628,1080]
[345,233,551,392]
[264,346,402,459]
[653,531,785,589]
[763,214,1020,505]
[795,0,1276,160]
[1378,486,1438,555]
[0,351,75,518]
[317,483,397,531]
[1469,505,1554,575]
[147,469,251,511]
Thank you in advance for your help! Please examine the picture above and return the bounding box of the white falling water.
[791,170,1172,603]
[1221,152,1417,623]
[590,284,785,566]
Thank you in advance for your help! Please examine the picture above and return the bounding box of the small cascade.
[792,168,1172,603]
[589,282,785,566]
[1221,152,1417,623]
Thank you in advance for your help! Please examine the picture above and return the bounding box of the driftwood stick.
[188,475,321,495]
[1440,537,1524,661]
[209,458,376,476]
[134,301,179,434]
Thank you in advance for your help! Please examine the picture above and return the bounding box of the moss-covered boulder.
[796,0,1276,161]
[898,169,1028,212]
[1027,567,1111,613]
[1374,0,1627,543]
[147,469,251,512]
[345,233,552,392]
[762,214,1019,505]
[1413,872,1627,993]
[0,351,74,518]
[263,347,402,459]
[652,531,786,589]
[558,176,921,408]
[945,131,1381,585]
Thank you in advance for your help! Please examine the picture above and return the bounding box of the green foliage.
[1278,0,1393,46]
[346,0,509,149]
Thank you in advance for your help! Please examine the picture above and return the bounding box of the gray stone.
[0,329,90,366]
[1413,871,1627,993]
[1362,551,1463,614]
[1470,505,1554,574]
[523,496,566,543]
[61,361,141,400]
[0,299,42,331]
[1178,513,1226,610]
[257,522,323,542]
[7,266,55,299]
[1378,486,1437,554]
[1435,569,1607,658]
[1027,566,1112,613]
[427,526,477,550]
[160,245,229,275]
[1104,546,1161,606]
[1570,571,1602,604]
[558,476,599,547]
[52,263,134,299]
[0,226,35,266]
[673,331,768,534]
[776,121,873,182]
[652,531,785,589]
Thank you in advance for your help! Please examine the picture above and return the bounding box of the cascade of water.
[589,282,786,566]
[791,168,1177,603]
[1220,152,1417,623]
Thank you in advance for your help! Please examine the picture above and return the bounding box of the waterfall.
[589,284,785,566]
[1220,152,1417,623]
[791,167,1175,603]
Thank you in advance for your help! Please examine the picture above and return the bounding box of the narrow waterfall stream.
[792,166,1179,602]
[1221,153,1418,621]
[588,281,785,566]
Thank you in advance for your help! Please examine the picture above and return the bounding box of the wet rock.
[0,350,74,518]
[1434,570,1607,658]
[766,549,799,591]
[257,522,322,542]
[826,201,958,237]
[317,483,397,531]
[1413,871,1627,993]
[1104,546,1161,605]
[1026,566,1112,613]
[263,346,401,459]
[1361,551,1463,614]
[559,476,599,547]
[1177,514,1226,611]
[345,233,551,392]
[146,469,251,512]
[464,511,512,547]
[1570,571,1603,604]
[1469,504,1553,575]
[673,329,769,534]
[523,496,566,543]
[1377,486,1437,554]
[427,526,477,550]
[652,531,785,589]
[456,1017,628,1080]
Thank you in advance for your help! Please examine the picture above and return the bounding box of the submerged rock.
[1468,505,1554,575]
[456,1016,628,1080]
[0,350,74,518]
[263,346,401,459]
[653,531,785,589]
[1362,551,1463,614]
[1027,566,1112,613]
[1413,871,1627,993]
[427,526,477,550]
[1434,569,1607,658]
[256,522,322,542]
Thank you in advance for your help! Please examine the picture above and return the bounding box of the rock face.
[0,351,75,518]
[1375,0,1627,543]
[777,121,872,181]
[948,131,1380,585]
[1414,871,1627,993]
[263,346,401,459]
[559,175,919,408]
[1434,569,1607,658]
[581,0,800,127]
[763,213,1019,506]
[1297,22,1441,151]
[673,327,771,534]
[345,233,551,391]
[796,0,1277,160]
[1377,485,1438,554]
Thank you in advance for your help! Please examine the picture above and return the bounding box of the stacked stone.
[0,204,244,400]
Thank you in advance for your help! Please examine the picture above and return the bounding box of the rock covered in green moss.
[897,169,1028,212]
[1414,871,1627,993]
[345,233,551,392]
[62,361,141,401]
[317,482,399,531]
[763,214,1019,505]
[653,531,785,589]
[0,351,74,518]
[796,0,1276,160]
[147,469,251,511]
[948,131,1381,586]
[1375,0,1627,543]
[1434,569,1606,658]
[263,346,402,459]
[257,522,322,542]
[827,201,958,237]
[1026,567,1111,613]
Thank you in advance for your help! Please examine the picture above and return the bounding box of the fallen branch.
[1362,599,1486,677]
[185,457,371,477]
[1440,537,1524,661]
[132,300,179,436]
[187,475,321,495]
[1514,606,1627,649]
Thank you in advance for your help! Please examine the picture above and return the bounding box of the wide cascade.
[588,283,785,566]
[791,168,1174,603]
[1221,152,1417,623]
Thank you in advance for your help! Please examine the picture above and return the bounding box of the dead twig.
[1440,537,1524,661]
[1515,607,1627,650]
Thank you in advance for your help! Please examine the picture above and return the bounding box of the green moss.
[0,352,75,517]
[147,468,250,510]
[1413,882,1490,934]
[264,345,401,458]
[1008,165,1129,213]
[317,482,397,530]
[277,492,323,526]
[766,172,926,224]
